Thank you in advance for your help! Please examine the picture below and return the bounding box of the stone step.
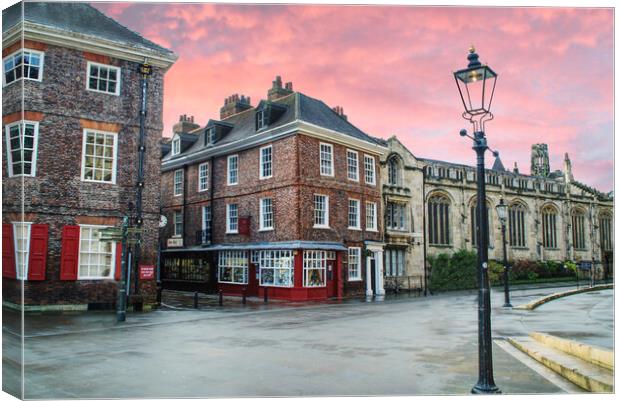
[508,336,613,393]
[530,332,614,370]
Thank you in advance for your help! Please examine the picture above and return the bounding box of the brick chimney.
[332,105,347,121]
[220,94,252,119]
[173,114,200,134]
[267,75,293,101]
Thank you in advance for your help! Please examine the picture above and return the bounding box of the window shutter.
[115,242,122,280]
[60,226,80,280]
[2,224,16,279]
[27,224,49,281]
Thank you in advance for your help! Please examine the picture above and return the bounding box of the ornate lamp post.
[453,46,500,394]
[495,198,512,307]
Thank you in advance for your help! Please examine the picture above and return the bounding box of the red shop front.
[216,246,345,301]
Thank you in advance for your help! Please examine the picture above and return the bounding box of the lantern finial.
[469,45,476,53]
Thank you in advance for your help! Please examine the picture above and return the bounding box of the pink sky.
[93,2,614,192]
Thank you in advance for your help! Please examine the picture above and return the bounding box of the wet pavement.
[2,284,613,398]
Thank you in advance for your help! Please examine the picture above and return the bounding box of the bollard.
[264,287,268,303]
[193,291,199,309]
[156,286,162,306]
[407,277,411,294]
[218,290,223,306]
[242,288,247,305]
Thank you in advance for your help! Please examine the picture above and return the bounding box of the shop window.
[259,250,294,287]
[218,250,248,284]
[303,250,326,287]
[387,156,402,186]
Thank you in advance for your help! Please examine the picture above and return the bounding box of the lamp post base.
[503,303,513,308]
[471,383,502,394]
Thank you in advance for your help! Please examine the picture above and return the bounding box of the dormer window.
[205,127,216,146]
[256,110,266,130]
[172,137,180,155]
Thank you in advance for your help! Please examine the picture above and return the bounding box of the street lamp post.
[453,46,501,394]
[495,198,512,307]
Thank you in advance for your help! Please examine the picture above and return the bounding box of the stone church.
[380,138,613,290]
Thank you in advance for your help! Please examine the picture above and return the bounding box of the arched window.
[599,211,613,251]
[470,200,491,247]
[541,205,558,249]
[572,208,587,250]
[509,202,527,247]
[387,156,402,186]
[428,194,450,245]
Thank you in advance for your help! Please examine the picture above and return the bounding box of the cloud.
[92,3,613,192]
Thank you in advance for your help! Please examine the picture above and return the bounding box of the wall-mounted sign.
[139,265,155,280]
[167,237,183,248]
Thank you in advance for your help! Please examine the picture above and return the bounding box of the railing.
[384,275,425,294]
[195,229,211,246]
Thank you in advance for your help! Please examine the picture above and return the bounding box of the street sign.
[139,265,155,280]
[579,261,592,270]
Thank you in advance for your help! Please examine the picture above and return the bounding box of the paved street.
[2,284,613,398]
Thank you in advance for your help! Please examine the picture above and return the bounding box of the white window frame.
[319,142,334,177]
[5,120,39,177]
[227,154,239,185]
[198,162,209,192]
[364,154,376,185]
[2,48,44,86]
[366,202,378,231]
[313,194,330,228]
[173,211,183,237]
[171,136,181,155]
[12,222,32,280]
[226,204,239,234]
[347,247,362,281]
[259,145,273,179]
[80,129,118,184]
[259,198,274,231]
[77,224,116,280]
[86,61,121,96]
[173,169,183,196]
[259,250,294,287]
[346,149,359,181]
[303,250,327,287]
[348,198,361,230]
[218,250,248,284]
[201,205,211,231]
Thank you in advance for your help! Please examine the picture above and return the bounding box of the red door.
[326,260,336,298]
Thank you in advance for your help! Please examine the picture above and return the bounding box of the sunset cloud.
[92,3,613,192]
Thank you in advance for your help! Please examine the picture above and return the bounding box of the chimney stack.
[267,75,294,101]
[332,106,348,121]
[173,114,200,135]
[220,93,252,119]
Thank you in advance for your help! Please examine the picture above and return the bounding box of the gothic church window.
[428,194,451,245]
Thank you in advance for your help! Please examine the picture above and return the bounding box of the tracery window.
[542,205,558,249]
[509,203,527,248]
[572,208,587,250]
[428,194,450,245]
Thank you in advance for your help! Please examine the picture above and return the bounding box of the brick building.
[160,76,388,300]
[2,2,176,309]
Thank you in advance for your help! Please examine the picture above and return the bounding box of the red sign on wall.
[238,217,251,236]
[139,265,155,280]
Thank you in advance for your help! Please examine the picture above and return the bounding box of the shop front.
[211,242,347,301]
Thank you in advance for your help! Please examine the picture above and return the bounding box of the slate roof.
[3,2,174,56]
[491,155,506,171]
[163,92,384,161]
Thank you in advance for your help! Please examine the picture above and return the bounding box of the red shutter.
[115,242,122,280]
[2,224,16,279]
[27,224,49,281]
[60,226,80,280]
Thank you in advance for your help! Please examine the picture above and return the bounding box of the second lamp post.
[495,198,512,307]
